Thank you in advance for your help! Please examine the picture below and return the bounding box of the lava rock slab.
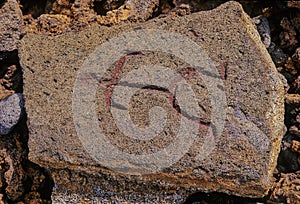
[19,1,284,201]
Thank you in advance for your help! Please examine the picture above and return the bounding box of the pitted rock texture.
[0,0,24,51]
[20,1,285,201]
[0,117,53,203]
[0,1,54,202]
[0,93,24,135]
[0,0,24,100]
[252,15,271,48]
[22,0,155,35]
[270,171,300,204]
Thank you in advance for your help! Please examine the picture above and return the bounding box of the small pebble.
[0,93,24,135]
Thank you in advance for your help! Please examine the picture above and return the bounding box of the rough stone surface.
[0,93,24,135]
[0,62,18,100]
[280,17,298,52]
[292,47,300,70]
[0,1,54,203]
[0,116,53,203]
[0,0,24,100]
[252,15,271,48]
[268,42,289,68]
[0,119,29,202]
[287,1,300,10]
[278,94,300,173]
[20,1,285,201]
[0,0,24,52]
[291,140,300,154]
[125,0,159,21]
[285,94,300,132]
[21,0,191,35]
[270,171,300,204]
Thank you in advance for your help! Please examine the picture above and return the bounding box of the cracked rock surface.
[0,0,300,203]
[20,1,284,202]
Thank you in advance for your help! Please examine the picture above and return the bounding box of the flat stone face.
[19,1,284,200]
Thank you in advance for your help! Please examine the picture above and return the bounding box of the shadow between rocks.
[0,50,54,203]
[183,191,265,204]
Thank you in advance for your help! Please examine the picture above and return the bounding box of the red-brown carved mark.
[105,56,126,107]
[179,67,199,80]
[169,67,210,128]
[105,56,211,129]
[189,28,200,37]
[219,62,228,81]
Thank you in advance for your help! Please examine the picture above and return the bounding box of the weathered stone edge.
[237,1,285,195]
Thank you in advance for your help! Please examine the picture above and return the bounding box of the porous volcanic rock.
[270,171,300,204]
[0,93,24,135]
[0,0,24,52]
[0,1,54,203]
[0,116,53,203]
[0,0,24,100]
[20,1,285,201]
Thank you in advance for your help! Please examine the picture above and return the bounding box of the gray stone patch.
[0,93,24,135]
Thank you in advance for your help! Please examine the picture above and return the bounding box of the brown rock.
[22,161,53,204]
[284,57,297,75]
[0,88,14,102]
[292,76,300,93]
[125,0,159,21]
[287,1,300,9]
[71,0,97,22]
[96,4,131,25]
[51,0,74,16]
[0,0,54,203]
[285,94,300,105]
[0,64,22,100]
[270,171,300,204]
[0,0,24,99]
[0,0,24,52]
[20,1,285,201]
[291,140,300,154]
[280,17,298,52]
[0,118,53,203]
[285,94,300,129]
[0,119,28,202]
[289,125,300,138]
[29,14,72,35]
[291,14,300,34]
[278,72,290,94]
[292,47,300,69]
[173,3,191,16]
[2,65,18,90]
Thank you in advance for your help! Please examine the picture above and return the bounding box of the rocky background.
[0,0,299,203]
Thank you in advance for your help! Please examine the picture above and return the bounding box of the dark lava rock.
[268,42,289,68]
[252,15,271,48]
